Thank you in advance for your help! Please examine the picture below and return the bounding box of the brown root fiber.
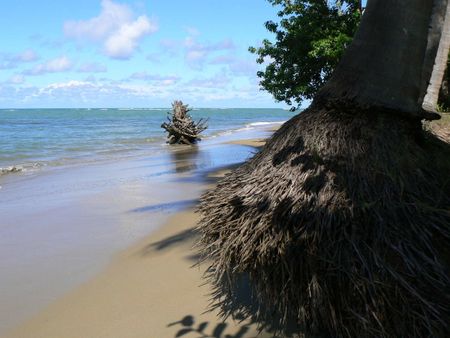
[197,104,450,337]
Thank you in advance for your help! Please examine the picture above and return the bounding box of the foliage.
[249,0,362,109]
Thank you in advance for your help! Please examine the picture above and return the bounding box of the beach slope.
[5,208,272,338]
[4,139,271,338]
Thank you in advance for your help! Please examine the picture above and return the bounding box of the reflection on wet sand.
[169,145,208,173]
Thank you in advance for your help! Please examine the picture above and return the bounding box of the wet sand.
[5,207,272,338]
[0,135,271,338]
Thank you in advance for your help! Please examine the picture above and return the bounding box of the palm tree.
[197,0,450,336]
[424,3,450,111]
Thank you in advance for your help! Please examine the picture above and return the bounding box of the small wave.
[116,108,162,111]
[205,120,286,140]
[234,120,286,132]
[0,166,23,176]
[112,136,163,146]
[0,162,44,177]
[208,130,234,138]
[247,121,285,127]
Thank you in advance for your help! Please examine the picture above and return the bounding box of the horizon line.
[0,106,291,110]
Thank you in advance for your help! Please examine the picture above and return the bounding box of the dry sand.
[3,139,273,338]
[226,138,267,148]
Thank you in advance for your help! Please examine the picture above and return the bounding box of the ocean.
[0,108,294,175]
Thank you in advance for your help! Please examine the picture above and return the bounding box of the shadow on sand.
[130,199,198,213]
[139,227,198,258]
[147,144,289,336]
[167,314,253,338]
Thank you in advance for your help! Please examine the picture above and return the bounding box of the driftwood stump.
[161,101,208,144]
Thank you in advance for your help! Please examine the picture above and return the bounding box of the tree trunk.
[198,0,450,336]
[317,0,444,118]
[438,61,450,109]
[423,3,450,111]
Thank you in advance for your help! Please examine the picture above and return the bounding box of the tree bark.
[438,62,450,109]
[423,2,450,111]
[317,0,440,118]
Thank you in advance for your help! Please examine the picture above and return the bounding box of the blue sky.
[0,0,289,108]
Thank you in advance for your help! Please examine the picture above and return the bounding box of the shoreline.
[0,123,278,190]
[0,107,288,185]
[1,133,273,338]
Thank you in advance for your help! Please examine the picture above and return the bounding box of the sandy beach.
[0,133,273,338]
[4,207,271,338]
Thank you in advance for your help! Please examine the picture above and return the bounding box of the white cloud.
[187,71,230,88]
[0,78,279,108]
[210,55,257,76]
[78,62,107,73]
[46,57,72,71]
[104,16,154,59]
[21,79,172,105]
[183,35,235,70]
[156,35,235,66]
[7,75,25,84]
[128,71,180,85]
[24,56,73,75]
[13,49,39,62]
[43,80,94,91]
[0,49,39,69]
[64,0,132,41]
[64,0,157,59]
[209,55,235,65]
[186,50,207,63]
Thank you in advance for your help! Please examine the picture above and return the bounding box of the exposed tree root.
[161,101,208,144]
[197,104,450,337]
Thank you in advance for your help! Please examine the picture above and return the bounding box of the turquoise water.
[0,108,294,173]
